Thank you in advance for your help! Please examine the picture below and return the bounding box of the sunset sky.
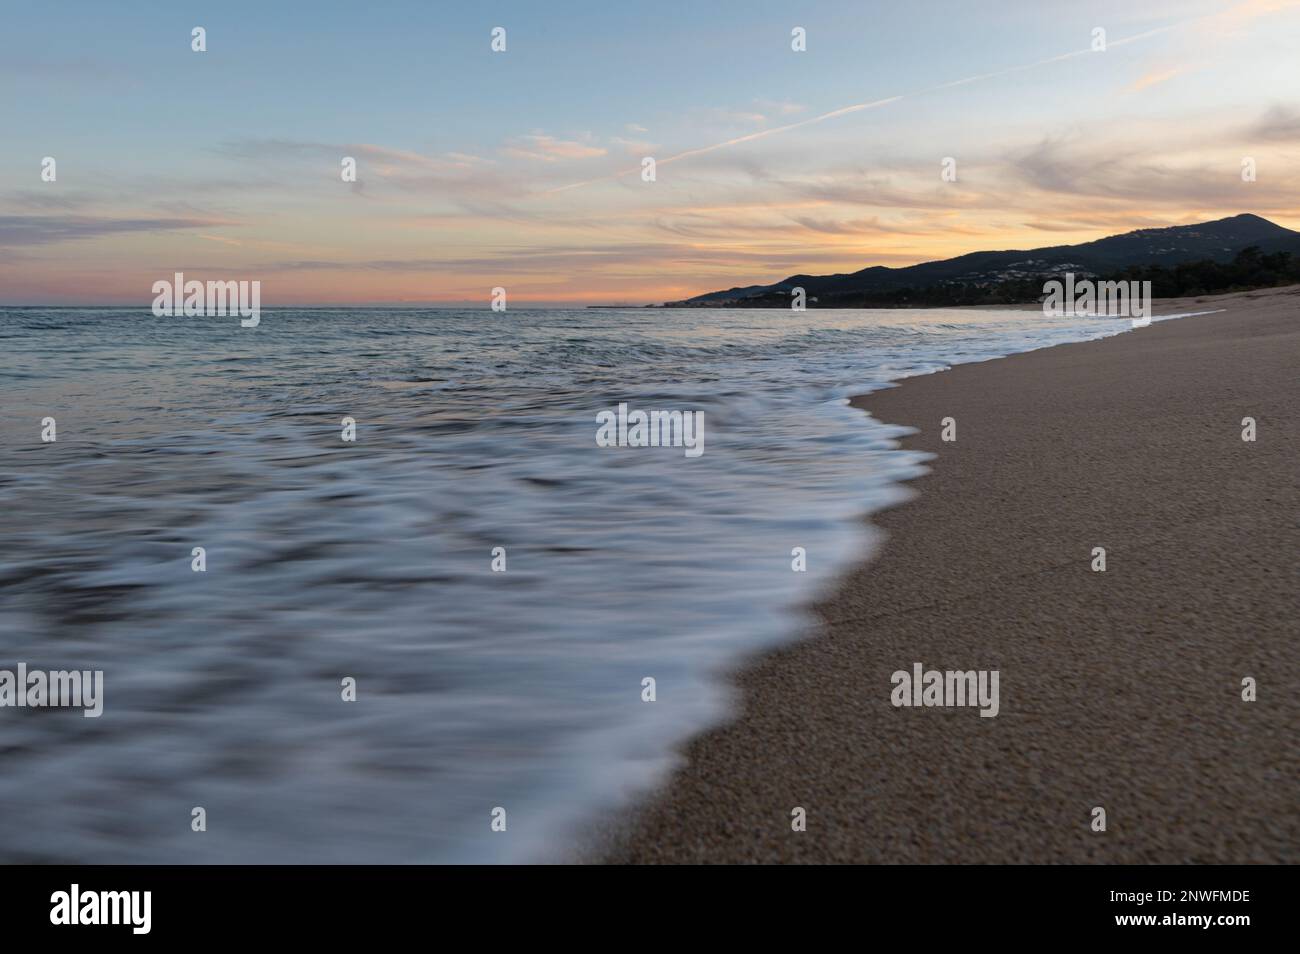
[3,0,1300,305]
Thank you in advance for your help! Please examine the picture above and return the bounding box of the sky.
[3,0,1300,305]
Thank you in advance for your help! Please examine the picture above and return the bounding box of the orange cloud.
[501,135,608,162]
[1126,67,1189,93]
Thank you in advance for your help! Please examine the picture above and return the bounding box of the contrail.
[542,25,1180,195]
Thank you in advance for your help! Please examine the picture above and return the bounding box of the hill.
[668,214,1300,307]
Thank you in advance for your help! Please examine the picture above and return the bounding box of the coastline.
[598,285,1300,864]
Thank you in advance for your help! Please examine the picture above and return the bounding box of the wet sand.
[602,285,1300,864]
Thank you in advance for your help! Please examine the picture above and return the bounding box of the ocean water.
[0,305,1178,862]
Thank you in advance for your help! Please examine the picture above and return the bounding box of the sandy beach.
[602,285,1300,864]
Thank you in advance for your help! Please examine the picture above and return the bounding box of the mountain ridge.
[667,214,1300,307]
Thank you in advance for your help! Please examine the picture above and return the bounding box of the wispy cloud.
[753,98,806,116]
[0,214,235,247]
[1248,104,1300,140]
[262,242,829,275]
[1125,66,1190,93]
[501,134,608,162]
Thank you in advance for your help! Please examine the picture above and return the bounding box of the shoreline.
[598,285,1299,864]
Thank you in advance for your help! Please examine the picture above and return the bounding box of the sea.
[0,304,1195,862]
